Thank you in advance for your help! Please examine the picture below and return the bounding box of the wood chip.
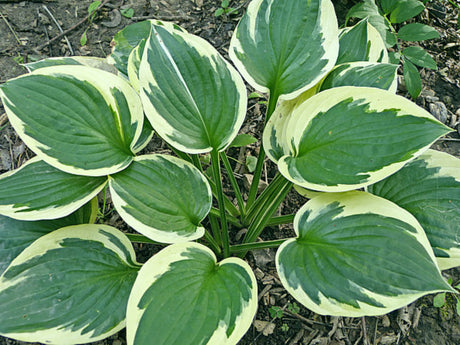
[253,320,275,336]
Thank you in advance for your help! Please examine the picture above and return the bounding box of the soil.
[0,0,459,345]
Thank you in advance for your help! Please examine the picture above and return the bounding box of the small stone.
[442,95,453,106]
[112,340,122,345]
[425,95,439,103]
[252,248,275,268]
[38,12,50,25]
[0,149,12,171]
[420,89,436,98]
[429,101,448,123]
[380,333,399,345]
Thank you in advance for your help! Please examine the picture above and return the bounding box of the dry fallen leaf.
[253,320,275,336]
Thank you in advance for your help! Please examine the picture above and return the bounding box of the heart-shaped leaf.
[0,198,97,275]
[0,157,107,220]
[139,21,247,153]
[229,0,339,100]
[109,154,212,243]
[267,86,450,192]
[276,191,453,316]
[127,242,257,345]
[0,224,140,345]
[0,65,143,176]
[367,150,460,270]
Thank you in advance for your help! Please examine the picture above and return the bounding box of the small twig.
[0,10,21,45]
[373,318,379,345]
[37,8,52,56]
[33,0,111,53]
[0,113,7,127]
[362,317,370,345]
[353,333,363,345]
[3,134,14,170]
[328,316,339,338]
[42,5,74,55]
[437,137,460,142]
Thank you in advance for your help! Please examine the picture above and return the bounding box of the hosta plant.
[0,0,459,344]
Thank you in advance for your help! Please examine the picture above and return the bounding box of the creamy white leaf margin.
[0,157,107,221]
[276,191,453,316]
[126,242,257,345]
[276,86,450,192]
[25,56,119,74]
[0,224,139,345]
[421,150,460,270]
[339,21,389,63]
[229,0,339,100]
[0,65,143,176]
[321,61,398,93]
[109,154,212,244]
[139,21,247,154]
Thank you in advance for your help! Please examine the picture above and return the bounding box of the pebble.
[425,95,440,103]
[0,150,11,171]
[420,89,436,98]
[429,101,448,123]
[442,95,453,107]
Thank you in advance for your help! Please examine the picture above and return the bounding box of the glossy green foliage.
[0,0,457,344]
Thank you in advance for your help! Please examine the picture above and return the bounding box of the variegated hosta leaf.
[0,224,140,345]
[367,149,460,270]
[229,0,339,100]
[139,21,247,153]
[276,191,453,317]
[269,86,451,192]
[108,20,152,75]
[346,0,397,48]
[0,157,107,220]
[262,86,320,163]
[24,56,119,75]
[131,119,154,154]
[320,62,398,93]
[0,198,97,275]
[109,154,212,243]
[263,99,296,163]
[127,38,146,92]
[338,19,389,64]
[127,242,257,345]
[0,65,144,176]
